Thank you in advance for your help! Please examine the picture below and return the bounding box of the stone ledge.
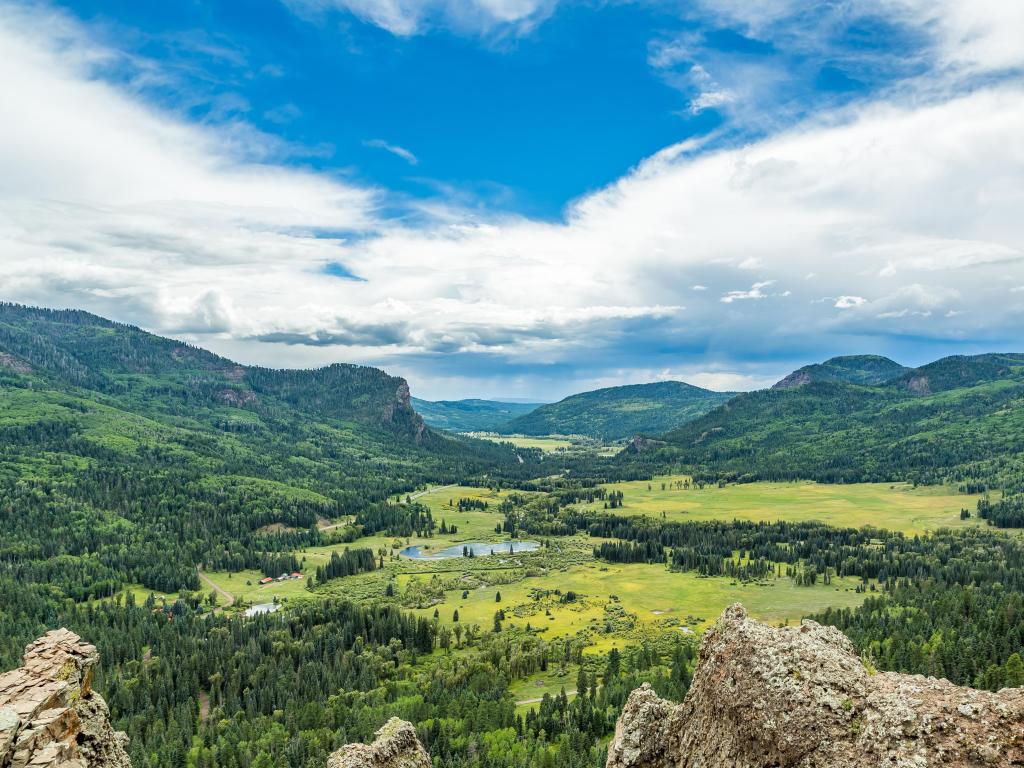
[0,630,131,768]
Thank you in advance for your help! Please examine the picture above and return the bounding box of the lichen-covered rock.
[0,629,131,768]
[607,604,1024,768]
[327,718,431,768]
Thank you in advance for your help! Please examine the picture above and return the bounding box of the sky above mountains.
[1,0,1023,400]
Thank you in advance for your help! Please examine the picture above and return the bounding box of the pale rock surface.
[327,718,431,768]
[0,629,131,768]
[607,604,1024,768]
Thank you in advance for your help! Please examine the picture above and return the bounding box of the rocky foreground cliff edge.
[326,718,431,768]
[25,606,1015,768]
[0,629,131,768]
[606,603,1024,768]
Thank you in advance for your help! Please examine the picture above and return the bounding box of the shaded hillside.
[412,397,541,432]
[0,303,532,596]
[0,304,426,438]
[647,354,1024,489]
[773,355,907,389]
[501,381,735,440]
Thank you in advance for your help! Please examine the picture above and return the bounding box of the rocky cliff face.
[607,604,1024,768]
[326,718,430,768]
[0,629,131,768]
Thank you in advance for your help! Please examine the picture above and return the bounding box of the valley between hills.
[2,304,1024,768]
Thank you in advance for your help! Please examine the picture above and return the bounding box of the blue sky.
[52,0,921,218]
[1,0,1023,399]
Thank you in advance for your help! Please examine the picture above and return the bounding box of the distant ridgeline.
[500,381,736,440]
[411,397,542,433]
[0,303,538,597]
[622,353,1024,526]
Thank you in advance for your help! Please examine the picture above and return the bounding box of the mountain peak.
[773,355,907,389]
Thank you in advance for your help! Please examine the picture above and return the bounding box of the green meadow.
[476,434,576,452]
[401,558,869,653]
[580,477,983,534]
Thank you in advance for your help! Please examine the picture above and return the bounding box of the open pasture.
[403,559,869,652]
[414,485,514,528]
[580,478,983,534]
[476,434,575,452]
[200,568,312,607]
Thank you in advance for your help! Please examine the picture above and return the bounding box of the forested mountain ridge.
[888,352,1024,395]
[645,353,1024,491]
[412,397,542,432]
[501,381,735,440]
[0,303,427,438]
[0,303,535,597]
[772,354,907,389]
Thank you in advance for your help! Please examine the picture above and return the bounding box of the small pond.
[400,540,540,560]
[244,603,281,617]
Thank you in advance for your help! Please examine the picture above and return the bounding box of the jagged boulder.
[607,604,1024,768]
[327,718,430,768]
[0,629,131,768]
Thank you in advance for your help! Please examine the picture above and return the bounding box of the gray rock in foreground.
[607,604,1024,768]
[327,718,431,768]
[0,628,131,768]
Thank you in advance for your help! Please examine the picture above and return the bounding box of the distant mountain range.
[412,398,542,433]
[640,353,1024,486]
[499,381,736,440]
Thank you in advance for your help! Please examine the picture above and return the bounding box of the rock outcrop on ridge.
[326,718,431,768]
[606,604,1024,768]
[0,629,131,768]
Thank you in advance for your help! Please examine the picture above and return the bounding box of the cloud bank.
[1,1,1023,399]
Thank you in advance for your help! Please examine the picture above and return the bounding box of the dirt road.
[197,568,235,608]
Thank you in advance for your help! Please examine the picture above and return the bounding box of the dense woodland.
[0,580,693,768]
[0,304,542,598]
[3,305,1024,768]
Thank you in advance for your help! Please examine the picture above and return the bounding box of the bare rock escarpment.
[327,718,430,768]
[607,604,1024,768]
[0,629,131,768]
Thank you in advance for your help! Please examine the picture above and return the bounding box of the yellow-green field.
[581,478,982,534]
[415,485,515,525]
[402,559,868,653]
[476,434,575,452]
[111,583,177,606]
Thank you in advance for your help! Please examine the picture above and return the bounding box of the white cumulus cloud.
[2,1,1024,399]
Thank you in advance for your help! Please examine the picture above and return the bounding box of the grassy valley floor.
[577,477,985,534]
[195,479,979,618]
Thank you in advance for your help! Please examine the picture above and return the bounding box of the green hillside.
[644,354,1024,492]
[0,304,531,596]
[501,381,736,440]
[772,354,908,388]
[412,397,542,432]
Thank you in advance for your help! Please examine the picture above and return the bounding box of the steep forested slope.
[412,397,542,432]
[501,381,735,440]
[642,354,1024,490]
[0,304,533,596]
